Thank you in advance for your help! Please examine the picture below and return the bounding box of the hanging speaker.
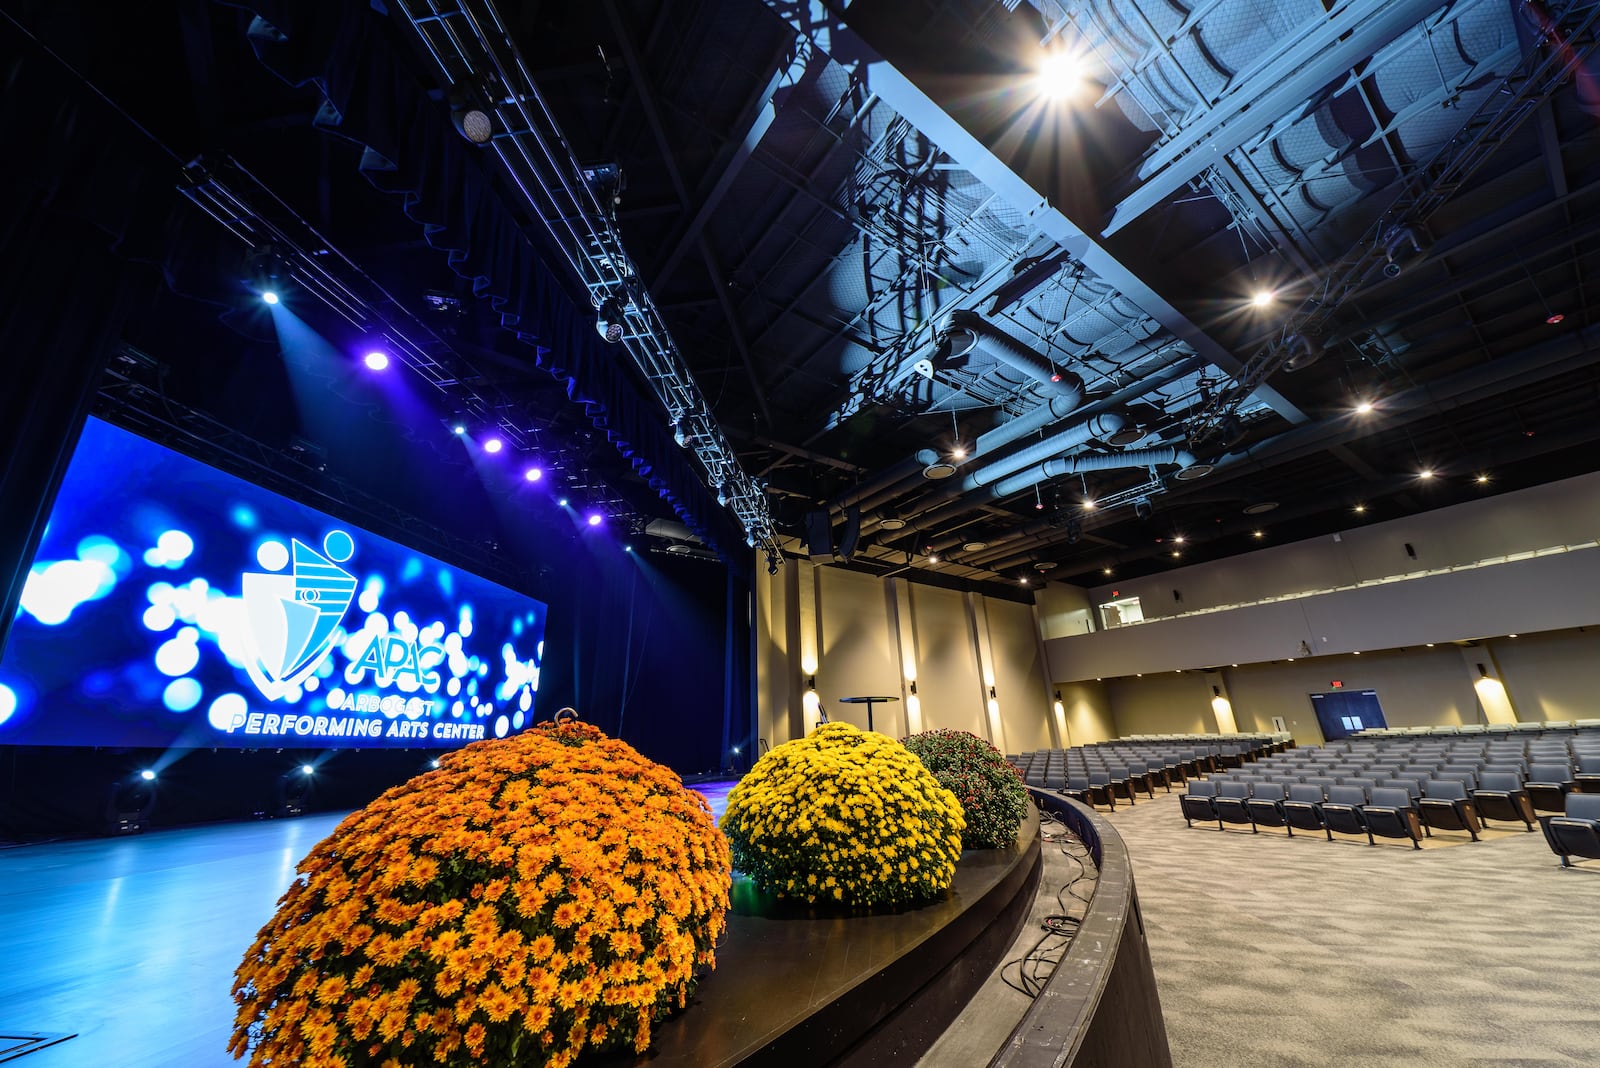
[803,511,834,560]
[836,505,861,562]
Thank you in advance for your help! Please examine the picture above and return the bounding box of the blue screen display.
[0,418,548,749]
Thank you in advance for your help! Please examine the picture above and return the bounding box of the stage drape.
[220,0,747,567]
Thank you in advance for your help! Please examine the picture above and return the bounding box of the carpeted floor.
[1107,791,1600,1068]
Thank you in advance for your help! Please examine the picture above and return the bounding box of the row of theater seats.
[1009,734,1281,810]
[1359,720,1600,737]
[1176,731,1600,858]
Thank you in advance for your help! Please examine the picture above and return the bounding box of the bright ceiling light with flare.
[363,351,390,371]
[483,437,503,454]
[1036,51,1084,100]
[1250,289,1275,308]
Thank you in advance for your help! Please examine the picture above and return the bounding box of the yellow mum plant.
[720,721,965,906]
[230,720,730,1068]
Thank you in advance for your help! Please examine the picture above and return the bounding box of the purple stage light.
[363,351,390,371]
[523,466,543,482]
[483,438,503,454]
[587,513,603,527]
[452,424,466,436]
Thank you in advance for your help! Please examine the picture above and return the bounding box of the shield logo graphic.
[239,531,358,701]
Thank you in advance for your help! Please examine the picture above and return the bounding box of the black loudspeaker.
[1404,542,1417,559]
[836,505,861,562]
[803,511,834,559]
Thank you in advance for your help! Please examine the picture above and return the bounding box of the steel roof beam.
[761,1,1309,427]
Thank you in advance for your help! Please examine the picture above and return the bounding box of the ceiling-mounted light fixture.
[595,294,627,343]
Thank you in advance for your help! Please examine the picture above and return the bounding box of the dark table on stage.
[837,695,899,732]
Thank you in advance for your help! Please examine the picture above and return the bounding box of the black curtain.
[0,18,177,653]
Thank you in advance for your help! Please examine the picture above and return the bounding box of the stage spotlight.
[107,774,156,835]
[450,105,493,145]
[587,513,603,526]
[596,295,627,343]
[557,497,569,507]
[523,466,543,482]
[139,769,156,781]
[483,437,504,454]
[430,758,441,768]
[364,351,390,371]
[624,544,633,553]
[452,423,466,436]
[301,764,314,775]
[261,290,280,305]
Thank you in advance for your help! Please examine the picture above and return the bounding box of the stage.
[0,783,1038,1066]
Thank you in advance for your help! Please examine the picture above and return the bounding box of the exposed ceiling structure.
[25,0,1600,591]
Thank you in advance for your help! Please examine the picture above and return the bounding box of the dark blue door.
[1309,690,1387,741]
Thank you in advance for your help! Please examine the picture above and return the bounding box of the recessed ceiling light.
[1083,498,1098,510]
[1102,567,1113,575]
[1418,469,1434,479]
[1509,633,1519,638]
[1426,643,1435,647]
[1036,51,1084,100]
[1106,425,1145,447]
[1173,535,1186,544]
[1353,651,1361,656]
[1033,561,1058,572]
[1355,401,1373,414]
[927,554,940,564]
[1354,503,1367,514]
[1242,501,1279,515]
[1253,530,1265,538]
[1475,474,1489,484]
[962,541,989,552]
[878,517,907,531]
[1251,290,1275,308]
[1171,550,1181,558]
[1173,463,1214,481]
[1019,577,1030,586]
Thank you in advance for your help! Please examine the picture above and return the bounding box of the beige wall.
[1037,581,1095,639]
[987,597,1054,753]
[1488,629,1600,721]
[815,567,902,734]
[1106,671,1215,736]
[753,563,1050,749]
[908,584,985,737]
[1056,680,1114,746]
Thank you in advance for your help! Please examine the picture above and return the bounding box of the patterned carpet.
[1108,791,1600,1067]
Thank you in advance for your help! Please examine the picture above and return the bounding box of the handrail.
[991,793,1172,1068]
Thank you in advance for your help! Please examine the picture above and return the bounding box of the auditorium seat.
[1321,785,1369,839]
[1526,763,1576,813]
[1244,783,1291,835]
[1362,787,1424,849]
[1214,781,1254,830]
[1180,781,1217,828]
[1573,754,1600,794]
[1418,780,1481,842]
[1471,772,1535,831]
[1086,770,1118,810]
[1546,794,1600,868]
[1282,784,1328,837]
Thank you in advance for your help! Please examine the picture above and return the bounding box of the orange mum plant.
[720,722,965,907]
[230,720,731,1068]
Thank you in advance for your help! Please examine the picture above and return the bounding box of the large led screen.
[0,417,547,749]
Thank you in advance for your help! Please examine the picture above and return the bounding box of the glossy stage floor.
[0,781,1038,1067]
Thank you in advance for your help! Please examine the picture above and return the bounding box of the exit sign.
[1331,680,1343,688]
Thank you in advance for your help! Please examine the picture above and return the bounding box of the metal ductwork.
[943,310,1084,402]
[891,412,1129,534]
[991,446,1196,499]
[831,449,941,514]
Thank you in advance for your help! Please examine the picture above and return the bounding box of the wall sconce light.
[1053,689,1062,702]
[908,680,918,696]
[988,685,997,699]
[807,676,816,691]
[1213,685,1222,698]
[1477,663,1490,679]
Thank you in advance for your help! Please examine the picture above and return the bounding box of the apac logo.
[239,531,357,701]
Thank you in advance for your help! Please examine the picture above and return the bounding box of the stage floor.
[0,784,740,1068]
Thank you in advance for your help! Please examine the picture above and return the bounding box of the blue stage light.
[483,437,503,454]
[452,424,466,436]
[140,769,156,781]
[587,513,602,527]
[523,466,543,482]
[300,764,314,776]
[557,497,569,507]
[364,351,390,371]
[261,291,280,305]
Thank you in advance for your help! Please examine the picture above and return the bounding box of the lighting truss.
[1186,0,1600,442]
[178,155,569,481]
[392,0,780,558]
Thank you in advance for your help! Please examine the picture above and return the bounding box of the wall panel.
[1490,630,1600,722]
[910,584,986,737]
[988,598,1053,753]
[816,567,901,734]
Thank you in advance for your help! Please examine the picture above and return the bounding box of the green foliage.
[902,729,1028,849]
